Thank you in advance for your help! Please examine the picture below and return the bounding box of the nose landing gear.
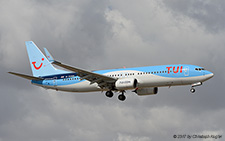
[190,87,195,93]
[190,82,202,94]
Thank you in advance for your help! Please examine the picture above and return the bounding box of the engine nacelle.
[115,78,137,90]
[135,87,158,96]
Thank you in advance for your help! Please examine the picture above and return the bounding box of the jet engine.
[115,78,137,90]
[135,87,158,96]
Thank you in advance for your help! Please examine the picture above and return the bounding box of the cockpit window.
[195,68,205,71]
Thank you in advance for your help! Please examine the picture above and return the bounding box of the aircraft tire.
[118,94,126,101]
[190,88,195,93]
[105,91,113,98]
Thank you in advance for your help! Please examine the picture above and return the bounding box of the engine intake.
[115,78,137,90]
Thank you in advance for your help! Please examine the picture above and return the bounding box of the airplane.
[8,41,214,101]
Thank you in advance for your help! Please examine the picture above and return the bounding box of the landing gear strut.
[118,91,126,101]
[105,91,114,98]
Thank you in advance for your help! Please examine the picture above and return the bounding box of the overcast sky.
[0,0,224,141]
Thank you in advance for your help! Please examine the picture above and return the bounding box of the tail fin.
[26,41,68,77]
[44,48,55,63]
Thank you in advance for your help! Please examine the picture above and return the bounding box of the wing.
[53,61,117,89]
[8,72,44,81]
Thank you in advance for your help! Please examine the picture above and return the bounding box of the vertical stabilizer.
[26,41,68,77]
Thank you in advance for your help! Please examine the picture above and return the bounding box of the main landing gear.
[105,91,113,98]
[118,92,126,101]
[105,90,126,101]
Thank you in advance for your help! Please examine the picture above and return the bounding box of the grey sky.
[0,0,224,141]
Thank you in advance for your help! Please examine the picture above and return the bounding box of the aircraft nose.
[206,71,214,79]
[209,72,214,78]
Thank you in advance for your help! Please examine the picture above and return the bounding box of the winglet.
[44,48,55,63]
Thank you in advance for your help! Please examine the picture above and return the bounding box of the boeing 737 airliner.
[9,41,214,101]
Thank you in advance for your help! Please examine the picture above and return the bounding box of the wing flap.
[8,72,44,81]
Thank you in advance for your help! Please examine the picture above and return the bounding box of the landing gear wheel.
[118,94,126,101]
[190,88,195,93]
[105,91,113,98]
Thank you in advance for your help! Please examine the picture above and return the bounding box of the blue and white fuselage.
[9,41,214,101]
[32,65,213,92]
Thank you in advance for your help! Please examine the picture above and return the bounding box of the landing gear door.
[184,66,189,76]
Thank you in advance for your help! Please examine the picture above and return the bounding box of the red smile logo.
[32,58,44,70]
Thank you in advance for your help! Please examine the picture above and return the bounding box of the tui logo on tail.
[32,58,44,70]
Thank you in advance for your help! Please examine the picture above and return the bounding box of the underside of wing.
[53,61,117,89]
[8,72,44,81]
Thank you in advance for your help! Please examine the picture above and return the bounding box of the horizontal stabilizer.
[8,72,44,80]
